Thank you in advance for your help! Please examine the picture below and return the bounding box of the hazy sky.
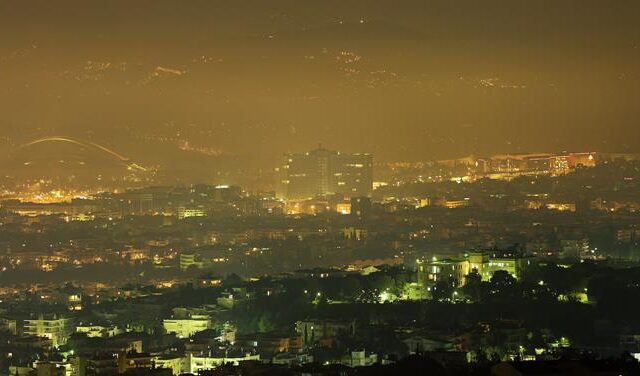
[1,0,639,166]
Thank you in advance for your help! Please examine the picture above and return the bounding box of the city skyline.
[0,2,639,375]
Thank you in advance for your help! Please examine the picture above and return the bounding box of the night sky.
[1,0,639,167]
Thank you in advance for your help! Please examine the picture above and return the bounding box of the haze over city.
[1,0,639,172]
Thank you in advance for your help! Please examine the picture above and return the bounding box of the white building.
[76,324,123,338]
[24,314,74,347]
[186,353,259,374]
[163,315,211,338]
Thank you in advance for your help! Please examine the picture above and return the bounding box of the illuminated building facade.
[467,251,533,281]
[162,315,211,338]
[177,207,207,220]
[417,251,533,287]
[179,252,205,271]
[418,258,470,287]
[24,314,75,347]
[277,148,373,200]
[186,353,260,374]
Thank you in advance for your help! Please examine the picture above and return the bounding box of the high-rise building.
[277,147,372,201]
